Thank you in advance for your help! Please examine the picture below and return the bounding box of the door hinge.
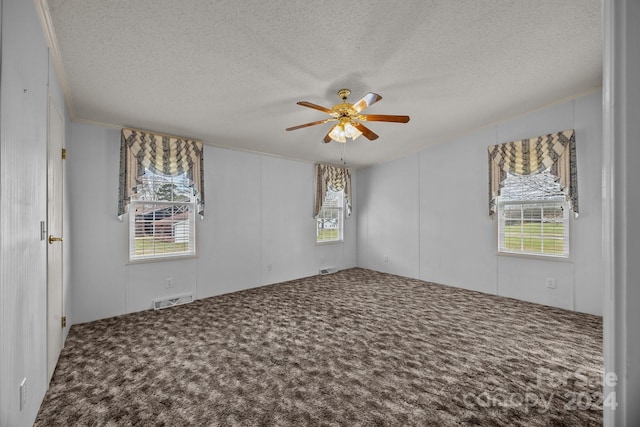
[61,148,67,160]
[61,316,67,328]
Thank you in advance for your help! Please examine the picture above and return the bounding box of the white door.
[47,97,64,383]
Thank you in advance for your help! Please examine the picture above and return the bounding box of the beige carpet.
[36,268,603,426]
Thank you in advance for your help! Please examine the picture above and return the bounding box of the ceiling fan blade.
[323,128,334,144]
[351,92,382,113]
[297,101,333,114]
[352,122,379,140]
[359,114,410,123]
[286,119,334,131]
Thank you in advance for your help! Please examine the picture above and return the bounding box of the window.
[497,170,569,257]
[316,189,344,243]
[129,169,196,261]
[314,164,351,244]
[488,129,578,258]
[119,128,204,262]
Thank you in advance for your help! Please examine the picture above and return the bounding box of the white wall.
[357,154,420,278]
[68,124,357,324]
[419,126,498,295]
[357,92,603,315]
[0,0,69,425]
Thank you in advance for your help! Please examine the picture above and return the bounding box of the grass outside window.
[502,223,565,255]
[317,228,340,242]
[133,237,191,257]
[498,201,569,258]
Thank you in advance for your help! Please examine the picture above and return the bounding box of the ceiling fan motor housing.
[331,103,358,118]
[337,88,351,101]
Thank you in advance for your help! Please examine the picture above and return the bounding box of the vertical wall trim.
[494,125,500,296]
[603,0,624,425]
[259,156,263,285]
[125,261,129,314]
[571,99,576,312]
[602,0,616,424]
[606,0,640,423]
[571,262,576,311]
[365,169,369,269]
[417,152,421,279]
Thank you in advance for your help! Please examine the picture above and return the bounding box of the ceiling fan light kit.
[328,120,362,143]
[286,89,410,144]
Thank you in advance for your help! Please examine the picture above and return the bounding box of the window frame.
[127,169,198,263]
[497,198,572,261]
[316,189,345,244]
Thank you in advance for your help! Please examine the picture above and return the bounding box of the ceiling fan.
[286,89,410,143]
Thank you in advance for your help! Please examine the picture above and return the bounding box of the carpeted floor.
[35,268,603,426]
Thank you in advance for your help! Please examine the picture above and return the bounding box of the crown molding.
[34,0,77,119]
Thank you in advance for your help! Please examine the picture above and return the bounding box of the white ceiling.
[42,0,602,169]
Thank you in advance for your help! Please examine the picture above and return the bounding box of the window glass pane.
[500,168,566,201]
[317,189,343,243]
[499,202,568,257]
[498,170,569,258]
[129,168,196,260]
[132,169,193,202]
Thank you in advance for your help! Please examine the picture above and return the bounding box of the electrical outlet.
[165,277,173,288]
[267,264,273,272]
[545,278,557,289]
[383,256,389,262]
[20,378,27,411]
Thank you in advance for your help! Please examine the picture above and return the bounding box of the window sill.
[316,240,344,246]
[497,251,573,263]
[127,254,199,265]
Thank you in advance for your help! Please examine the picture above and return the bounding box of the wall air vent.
[319,267,337,275]
[153,294,193,310]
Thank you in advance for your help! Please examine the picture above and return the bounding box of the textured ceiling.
[43,0,602,169]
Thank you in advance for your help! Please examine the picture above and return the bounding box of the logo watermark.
[461,369,618,414]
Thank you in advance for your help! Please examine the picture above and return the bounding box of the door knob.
[48,235,63,244]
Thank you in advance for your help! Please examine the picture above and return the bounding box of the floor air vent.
[319,267,337,275]
[153,294,193,310]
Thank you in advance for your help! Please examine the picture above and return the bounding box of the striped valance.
[118,128,205,219]
[315,164,352,217]
[488,129,578,217]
